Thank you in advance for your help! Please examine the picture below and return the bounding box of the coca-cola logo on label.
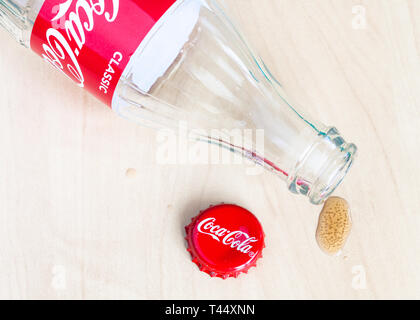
[40,0,120,87]
[197,217,258,257]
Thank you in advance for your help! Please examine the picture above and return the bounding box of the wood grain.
[1,0,420,299]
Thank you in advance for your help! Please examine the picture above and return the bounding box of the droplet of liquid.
[316,197,352,255]
[125,168,137,178]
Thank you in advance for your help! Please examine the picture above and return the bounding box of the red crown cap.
[185,204,265,279]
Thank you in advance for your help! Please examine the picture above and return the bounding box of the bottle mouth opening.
[288,127,357,205]
[308,142,357,204]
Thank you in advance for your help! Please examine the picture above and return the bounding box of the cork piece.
[316,197,352,255]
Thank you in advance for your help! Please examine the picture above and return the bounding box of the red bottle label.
[30,0,177,106]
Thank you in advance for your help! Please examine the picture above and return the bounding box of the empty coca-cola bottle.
[0,0,357,204]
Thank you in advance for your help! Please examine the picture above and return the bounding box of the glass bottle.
[0,0,357,204]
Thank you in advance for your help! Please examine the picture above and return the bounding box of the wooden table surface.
[1,0,420,299]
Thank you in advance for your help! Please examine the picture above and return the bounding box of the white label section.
[111,0,201,110]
